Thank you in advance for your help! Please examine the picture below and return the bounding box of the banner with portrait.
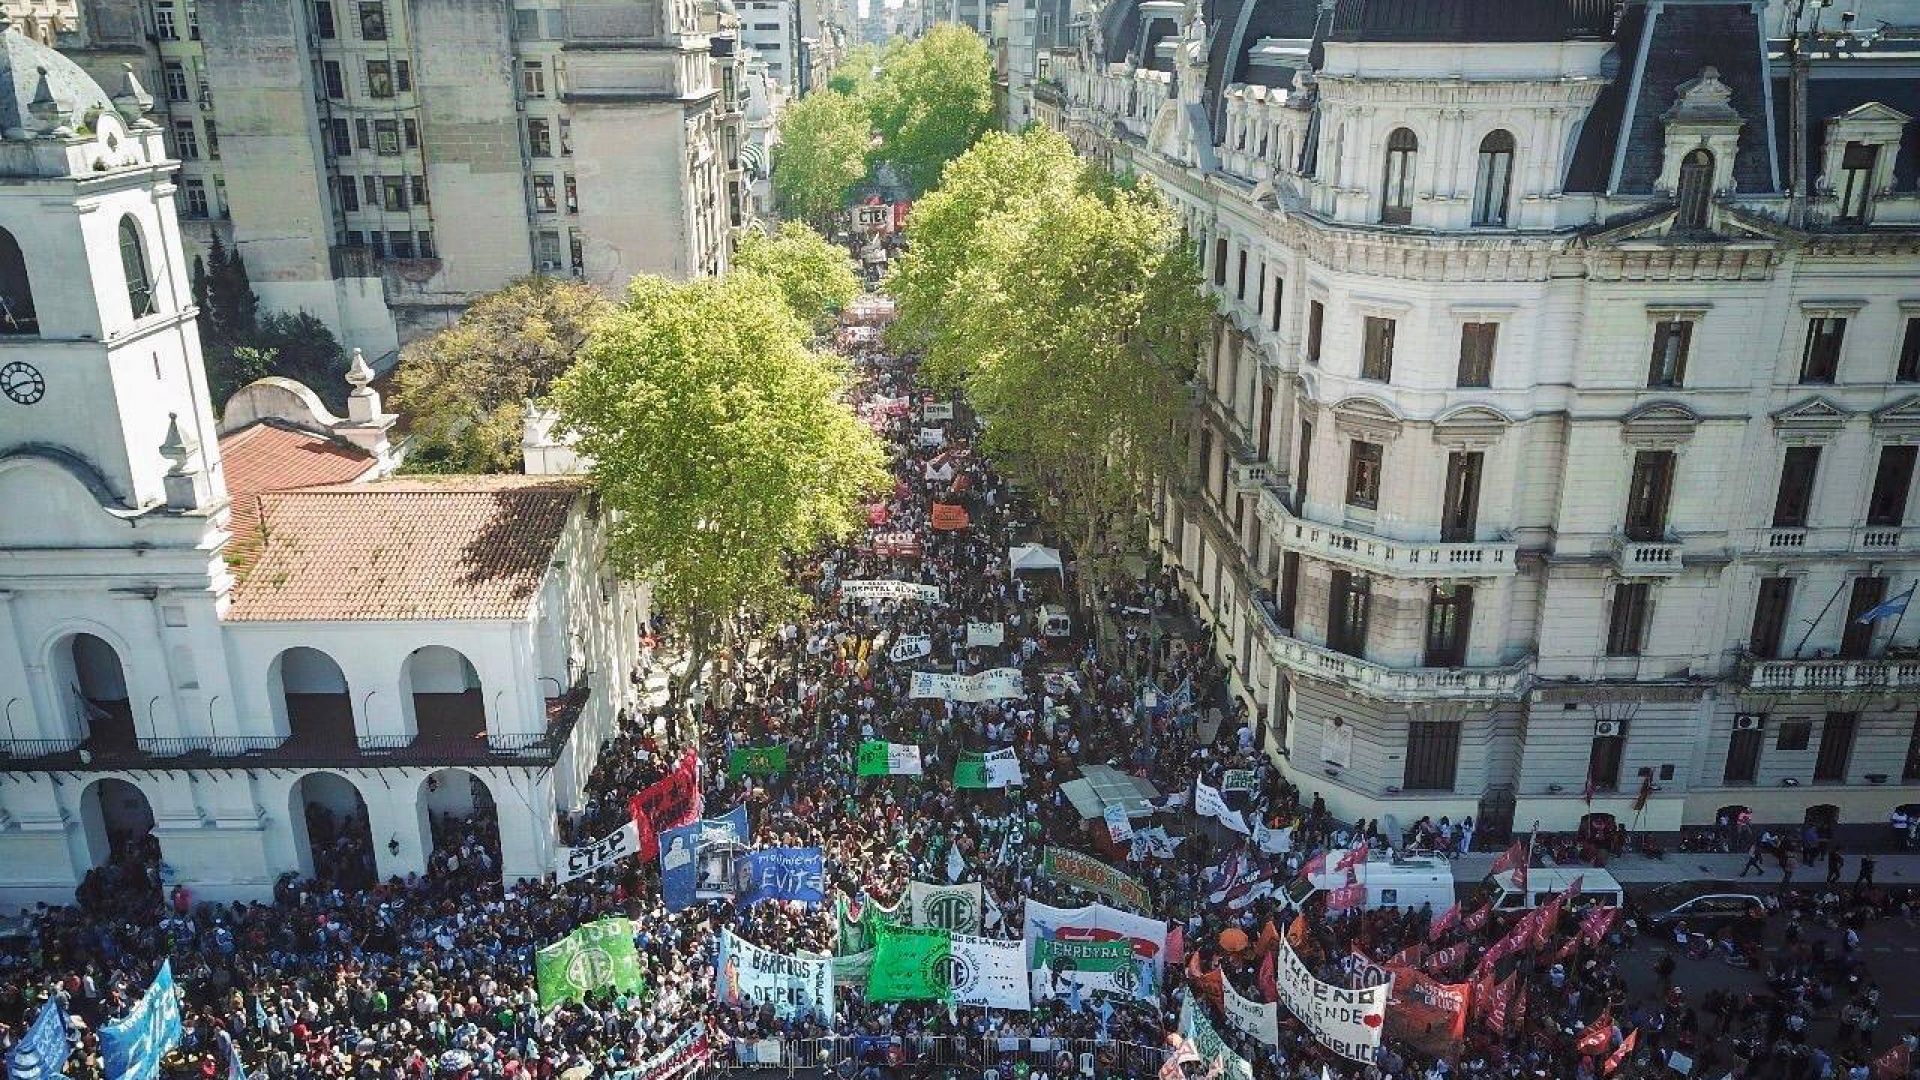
[715,931,834,1024]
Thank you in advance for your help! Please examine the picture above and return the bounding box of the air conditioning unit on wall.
[1734,714,1764,731]
[1593,720,1622,737]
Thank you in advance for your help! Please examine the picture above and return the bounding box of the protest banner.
[536,919,646,1009]
[908,880,983,933]
[1275,935,1388,1062]
[912,668,1024,703]
[857,740,923,776]
[835,895,901,955]
[1103,805,1135,843]
[1022,900,1167,1003]
[738,848,825,905]
[1179,993,1255,1080]
[100,962,181,1080]
[628,749,702,860]
[831,949,875,987]
[1193,779,1250,834]
[611,1023,708,1080]
[949,934,1031,1011]
[872,532,923,559]
[916,427,947,447]
[1340,950,1394,988]
[727,745,787,778]
[953,747,1024,787]
[8,1000,69,1080]
[1041,846,1152,913]
[660,806,751,910]
[1386,967,1470,1059]
[1254,822,1293,854]
[887,635,933,662]
[716,930,835,1023]
[922,401,955,421]
[868,925,951,1002]
[1222,769,1259,794]
[930,502,971,530]
[1222,973,1280,1046]
[965,622,1005,648]
[840,580,943,603]
[924,461,955,483]
[555,821,642,884]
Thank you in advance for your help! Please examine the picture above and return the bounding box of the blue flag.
[100,961,182,1080]
[1856,584,1916,625]
[660,805,752,912]
[739,847,825,905]
[225,1039,246,1080]
[7,999,70,1080]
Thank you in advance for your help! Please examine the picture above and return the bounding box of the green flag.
[836,895,901,955]
[857,740,923,777]
[1034,938,1133,972]
[535,918,646,1009]
[953,748,1021,789]
[728,744,788,778]
[866,924,951,1002]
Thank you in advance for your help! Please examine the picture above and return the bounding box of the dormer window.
[1837,142,1878,224]
[1381,128,1416,225]
[1675,149,1713,231]
[1472,131,1514,227]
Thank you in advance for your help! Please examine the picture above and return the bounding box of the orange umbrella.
[1218,927,1249,953]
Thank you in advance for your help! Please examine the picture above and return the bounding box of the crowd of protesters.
[4,297,1919,1080]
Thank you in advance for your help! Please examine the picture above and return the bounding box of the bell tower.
[0,32,224,514]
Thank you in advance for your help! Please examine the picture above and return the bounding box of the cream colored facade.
[45,0,758,350]
[1049,0,1920,835]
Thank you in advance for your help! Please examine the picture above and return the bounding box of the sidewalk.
[1448,850,1920,886]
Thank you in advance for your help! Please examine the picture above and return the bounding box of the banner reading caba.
[715,930,835,1023]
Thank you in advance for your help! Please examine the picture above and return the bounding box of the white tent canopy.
[1007,544,1063,578]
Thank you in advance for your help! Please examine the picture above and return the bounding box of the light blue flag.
[100,961,182,1080]
[1856,584,1916,625]
[7,999,70,1080]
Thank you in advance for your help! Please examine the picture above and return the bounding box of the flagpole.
[1881,582,1917,656]
[1793,578,1850,659]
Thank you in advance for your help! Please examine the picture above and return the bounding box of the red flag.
[1531,895,1566,950]
[1257,948,1277,1001]
[1562,875,1586,903]
[1335,842,1369,873]
[1460,903,1491,934]
[1508,982,1530,1033]
[1297,851,1326,880]
[1424,942,1467,975]
[1285,913,1309,949]
[1631,773,1654,812]
[1327,880,1366,913]
[1550,934,1581,966]
[1583,771,1596,806]
[1512,857,1530,894]
[1428,902,1461,942]
[1578,905,1619,947]
[1871,1043,1911,1080]
[1603,1029,1637,1075]
[1575,1009,1614,1056]
[1482,972,1517,1035]
[1490,840,1525,877]
[1166,924,1185,966]
[1387,943,1427,969]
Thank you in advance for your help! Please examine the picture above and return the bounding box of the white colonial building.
[1042,0,1920,836]
[0,28,646,909]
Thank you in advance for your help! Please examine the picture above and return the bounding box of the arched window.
[1675,149,1714,231]
[0,227,36,334]
[1381,127,1417,225]
[1472,130,1515,226]
[118,216,156,319]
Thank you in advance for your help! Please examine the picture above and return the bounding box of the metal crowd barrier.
[719,1034,1164,1077]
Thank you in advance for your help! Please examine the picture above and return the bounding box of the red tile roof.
[225,476,583,622]
[219,422,380,568]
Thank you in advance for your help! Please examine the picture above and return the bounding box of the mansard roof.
[1203,0,1319,136]
[1324,0,1614,43]
[1771,76,1920,197]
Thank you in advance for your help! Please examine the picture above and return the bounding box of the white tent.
[1007,544,1063,578]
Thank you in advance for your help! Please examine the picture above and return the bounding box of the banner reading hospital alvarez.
[1273,934,1388,1062]
[911,668,1023,703]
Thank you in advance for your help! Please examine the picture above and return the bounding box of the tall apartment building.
[40,0,751,352]
[1048,0,1920,836]
[741,0,802,90]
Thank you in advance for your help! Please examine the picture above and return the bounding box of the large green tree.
[886,127,1083,355]
[772,89,872,229]
[551,273,888,707]
[867,24,995,194]
[899,131,1210,597]
[392,276,612,474]
[733,222,861,333]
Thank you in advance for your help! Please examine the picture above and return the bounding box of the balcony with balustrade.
[1248,592,1530,702]
[1255,486,1519,580]
[1739,655,1920,693]
[1610,532,1685,576]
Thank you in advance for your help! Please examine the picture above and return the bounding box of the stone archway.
[270,647,354,747]
[418,768,501,883]
[401,646,485,748]
[50,632,135,749]
[289,772,376,889]
[75,776,159,908]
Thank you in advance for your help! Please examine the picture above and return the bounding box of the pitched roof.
[218,421,380,568]
[225,476,583,622]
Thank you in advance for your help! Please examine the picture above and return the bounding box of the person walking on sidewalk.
[1828,848,1845,885]
[1856,854,1877,893]
[1780,847,1797,888]
[1741,839,1766,877]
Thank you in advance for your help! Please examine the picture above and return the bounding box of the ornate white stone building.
[1043,0,1920,836]
[0,30,647,909]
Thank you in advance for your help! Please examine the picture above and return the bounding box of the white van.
[1285,854,1456,914]
[1482,866,1624,912]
